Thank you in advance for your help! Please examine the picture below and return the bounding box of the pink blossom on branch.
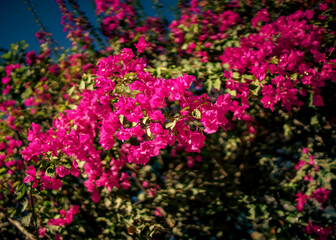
[134,37,151,53]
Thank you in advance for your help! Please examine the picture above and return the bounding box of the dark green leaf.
[16,184,27,200]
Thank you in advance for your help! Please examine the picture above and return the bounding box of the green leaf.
[46,166,56,178]
[21,198,29,213]
[15,183,24,192]
[270,56,279,65]
[226,89,236,97]
[181,43,188,51]
[68,104,77,110]
[87,74,94,84]
[23,43,29,50]
[87,84,94,91]
[232,72,240,79]
[242,74,254,80]
[12,181,21,189]
[104,198,112,208]
[283,124,292,139]
[180,106,190,113]
[213,77,221,91]
[124,72,136,78]
[204,79,212,93]
[10,43,17,51]
[249,80,260,96]
[119,115,124,124]
[142,116,149,124]
[67,86,75,96]
[147,128,152,138]
[285,214,298,224]
[290,73,298,81]
[192,24,199,34]
[21,213,32,227]
[310,116,319,126]
[0,167,7,175]
[62,162,72,169]
[166,120,177,130]
[192,109,201,119]
[21,87,33,99]
[79,80,85,90]
[16,184,27,200]
[1,52,11,59]
[206,62,214,74]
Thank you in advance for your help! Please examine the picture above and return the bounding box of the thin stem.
[30,188,38,238]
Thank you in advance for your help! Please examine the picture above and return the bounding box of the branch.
[8,218,37,240]
[125,163,146,192]
[0,222,9,228]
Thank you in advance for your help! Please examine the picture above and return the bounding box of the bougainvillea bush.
[1,0,336,239]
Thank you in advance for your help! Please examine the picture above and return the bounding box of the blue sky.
[0,0,177,53]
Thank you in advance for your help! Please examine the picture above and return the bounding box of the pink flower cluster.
[99,0,135,41]
[295,187,330,212]
[1,64,20,95]
[0,134,23,174]
[251,8,270,28]
[294,148,330,212]
[96,0,165,45]
[304,221,335,240]
[220,9,336,111]
[22,41,243,201]
[48,205,80,226]
[23,5,336,204]
[170,3,241,60]
[57,0,94,49]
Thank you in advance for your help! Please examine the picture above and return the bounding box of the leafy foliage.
[1,0,336,239]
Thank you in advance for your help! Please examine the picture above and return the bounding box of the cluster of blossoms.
[220,8,336,112]
[168,4,336,135]
[0,100,17,130]
[303,221,336,240]
[24,85,53,115]
[295,148,331,212]
[291,146,335,239]
[169,0,241,61]
[97,0,136,41]
[35,31,53,44]
[59,52,93,80]
[22,39,242,203]
[295,187,330,212]
[0,64,25,176]
[0,135,23,175]
[57,0,94,49]
[47,205,80,227]
[96,0,165,45]
[1,64,20,95]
